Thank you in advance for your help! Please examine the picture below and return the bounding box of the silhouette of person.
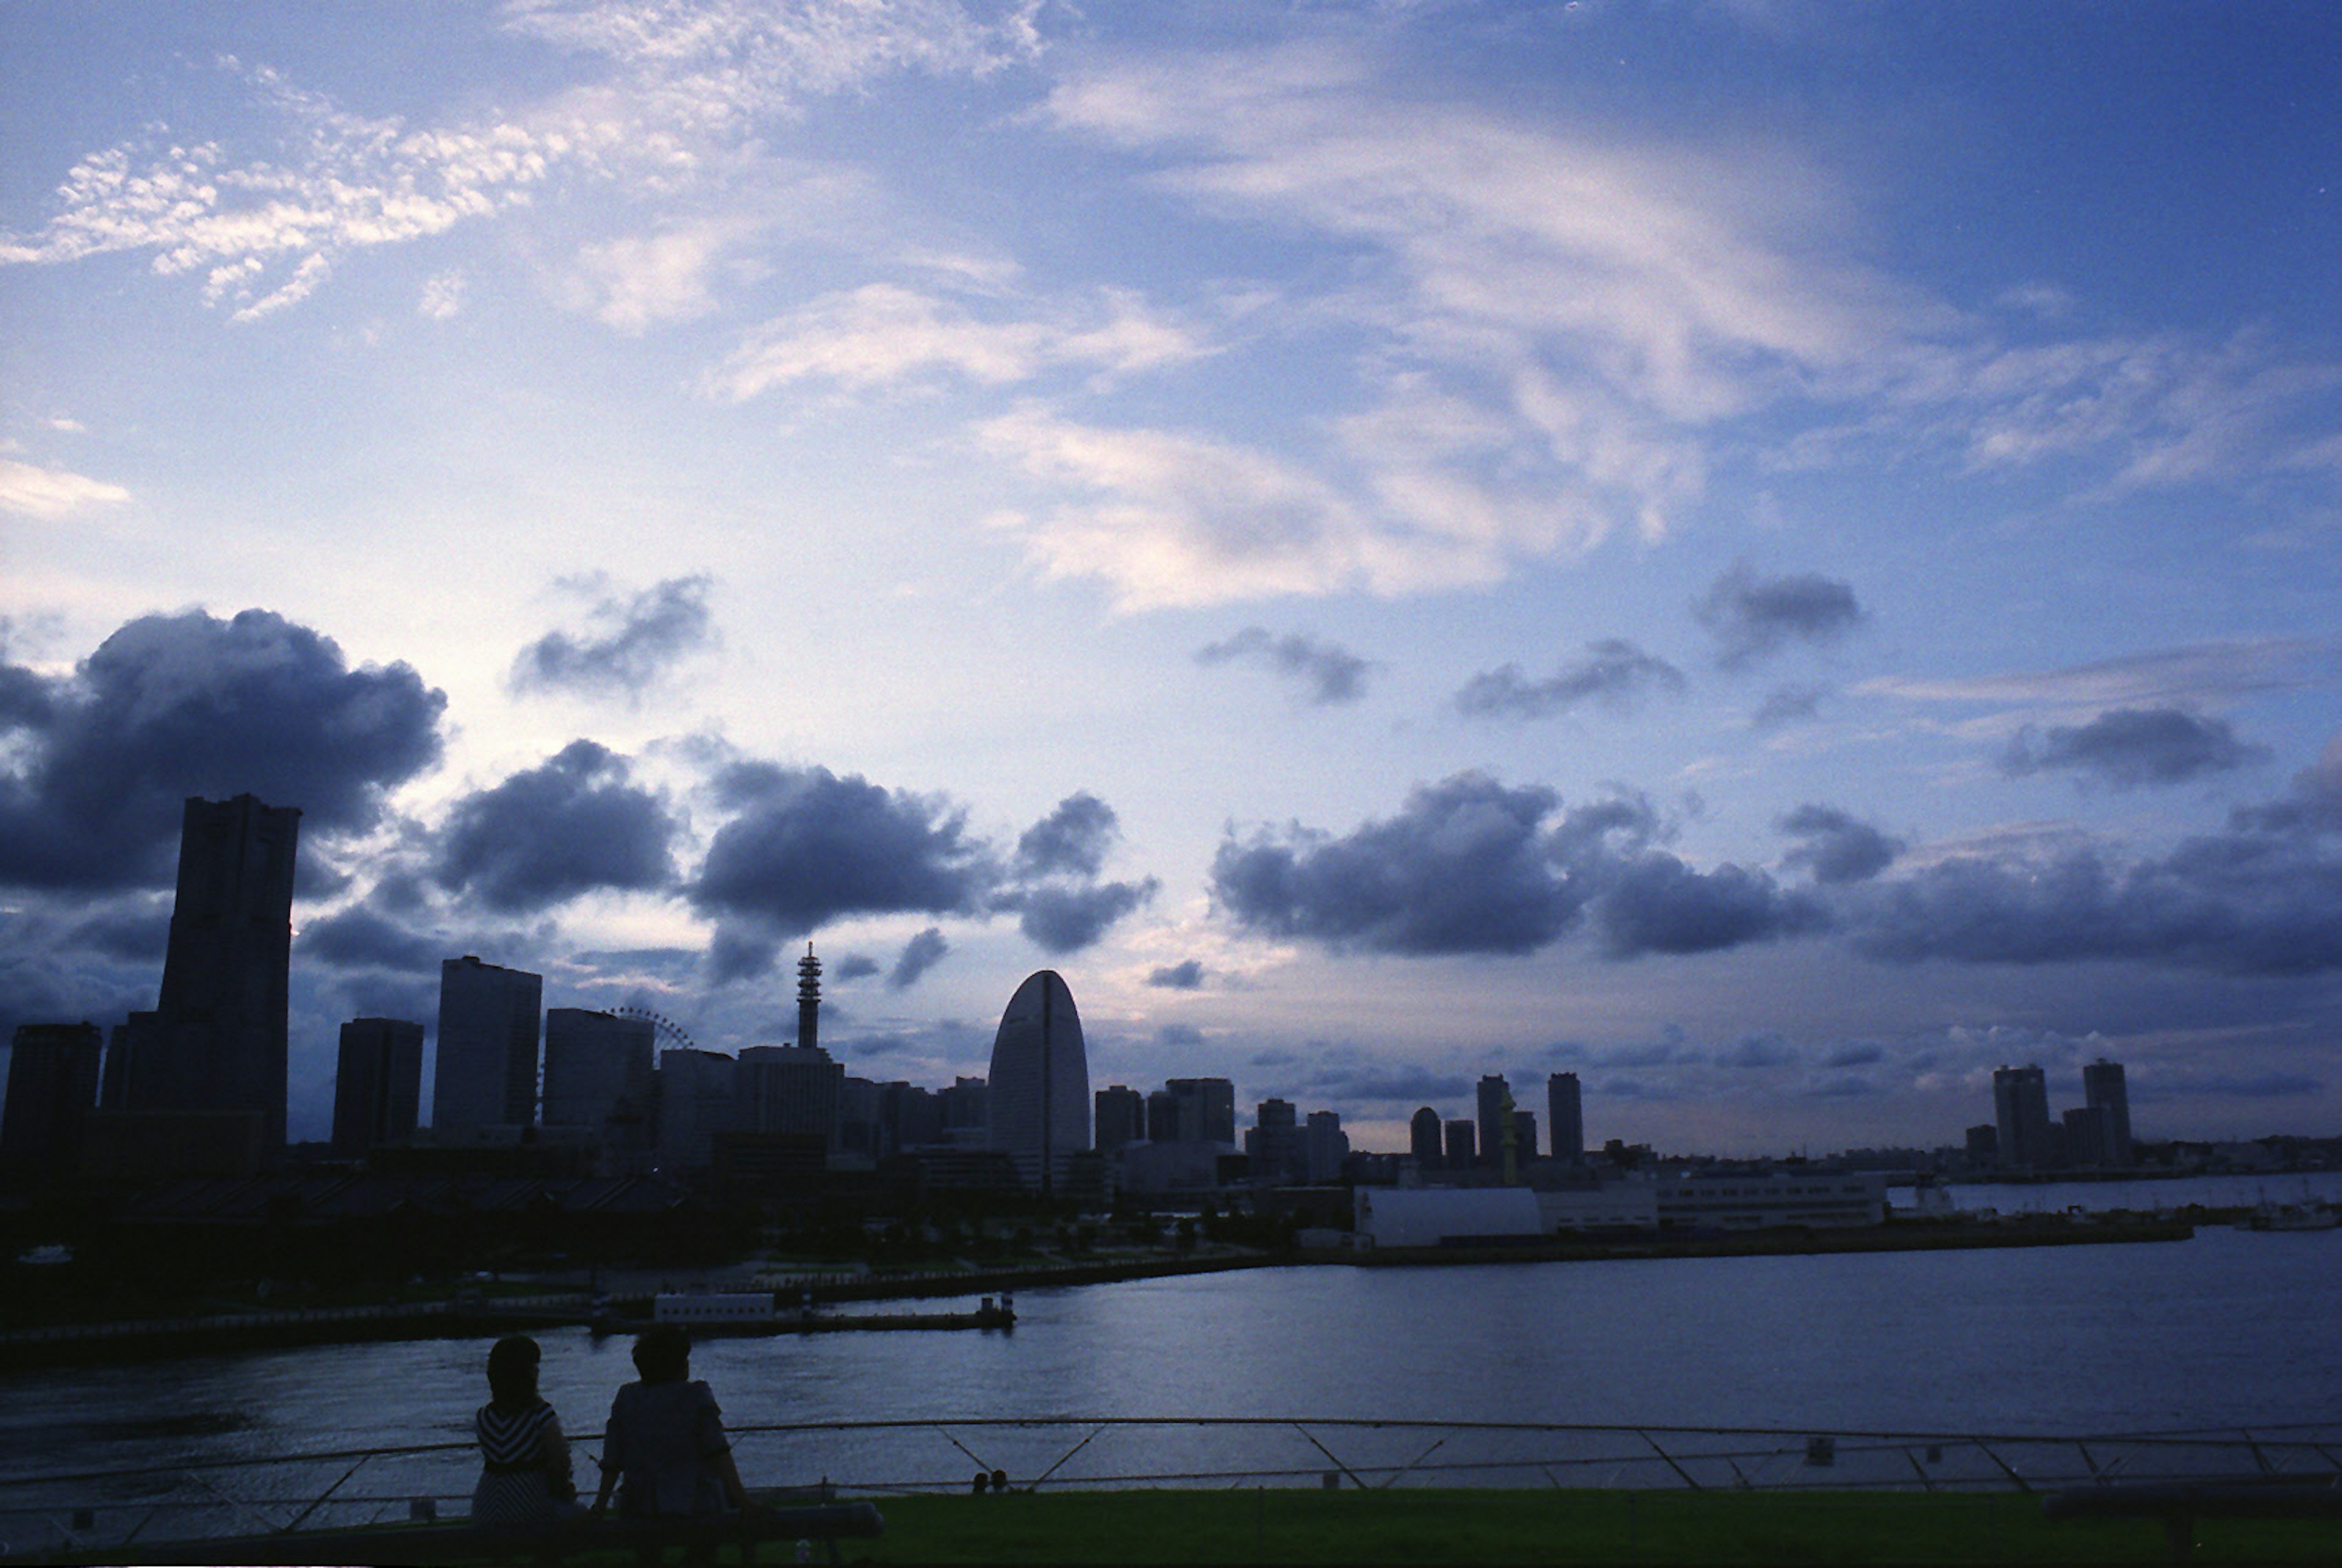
[470,1334,581,1526]
[592,1325,749,1526]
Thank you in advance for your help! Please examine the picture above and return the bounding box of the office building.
[431,956,543,1129]
[1512,1111,1538,1170]
[329,1018,423,1158]
[2083,1059,2133,1165]
[1444,1118,1477,1169]
[1547,1072,1583,1165]
[542,1009,656,1144]
[656,1048,736,1172]
[1245,1097,1305,1185]
[939,1076,989,1146]
[1145,1087,1180,1141]
[1409,1106,1443,1170]
[1993,1064,2054,1170]
[736,1044,843,1147]
[1,1022,103,1180]
[1162,1078,1237,1145]
[1476,1075,1511,1170]
[1305,1109,1349,1184]
[1094,1085,1145,1154]
[986,970,1090,1193]
[2062,1104,2112,1168]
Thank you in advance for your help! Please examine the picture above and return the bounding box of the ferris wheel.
[614,1005,697,1053]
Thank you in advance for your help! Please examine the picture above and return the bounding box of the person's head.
[632,1323,692,1383]
[486,1334,541,1406]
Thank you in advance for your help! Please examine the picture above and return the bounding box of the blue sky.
[5,0,2340,1155]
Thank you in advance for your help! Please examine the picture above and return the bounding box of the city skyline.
[5,3,2342,1156]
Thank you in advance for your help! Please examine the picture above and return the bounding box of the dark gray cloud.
[1148,959,1206,989]
[1156,1022,1204,1048]
[834,953,881,982]
[1714,1034,1796,1069]
[2232,739,2342,834]
[2001,707,2267,789]
[435,740,679,912]
[1194,627,1372,704]
[1017,878,1160,953]
[1779,804,1903,884]
[1694,563,1863,669]
[510,576,714,700]
[1825,1043,1885,1069]
[1015,792,1119,878]
[1300,1065,1475,1105]
[1213,773,1817,961]
[706,925,782,986]
[888,926,950,989]
[1455,639,1685,720]
[299,906,441,972]
[693,763,998,940]
[1753,684,1828,728]
[68,901,170,963]
[0,609,443,890]
[2130,1072,2322,1100]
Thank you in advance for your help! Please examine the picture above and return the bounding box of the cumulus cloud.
[834,953,882,982]
[2000,707,2268,789]
[1015,878,1160,953]
[1194,627,1373,705]
[0,457,131,518]
[1014,792,1119,879]
[0,609,443,890]
[1753,684,1828,728]
[1148,959,1205,989]
[887,926,950,989]
[1778,804,1902,884]
[299,905,442,972]
[1694,562,1863,669]
[1455,639,1684,719]
[1595,854,1828,958]
[2232,734,2342,835]
[435,740,679,912]
[511,576,715,701]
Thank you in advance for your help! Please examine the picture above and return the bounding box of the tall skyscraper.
[986,970,1090,1194]
[797,944,822,1053]
[1444,1118,1477,1169]
[735,1044,843,1146]
[1476,1074,1511,1170]
[431,956,543,1129]
[542,1008,656,1142]
[1993,1064,2054,1170]
[1245,1097,1304,1184]
[330,1017,423,1158]
[1547,1072,1584,1165]
[656,1048,736,1172]
[1094,1084,1145,1153]
[1409,1106,1444,1170]
[1162,1078,1237,1145]
[1,1022,103,1180]
[1305,1109,1349,1184]
[2083,1059,2133,1165]
[134,795,301,1148]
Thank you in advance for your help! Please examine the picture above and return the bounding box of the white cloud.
[1857,639,2342,712]
[0,459,132,519]
[418,269,468,320]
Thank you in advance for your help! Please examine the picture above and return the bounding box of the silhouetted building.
[736,1044,842,1149]
[986,970,1089,1194]
[796,944,822,1054]
[1965,1123,1998,1162]
[1547,1072,1583,1165]
[1993,1064,2054,1170]
[1477,1074,1511,1170]
[1409,1106,1443,1170]
[134,795,301,1150]
[101,1012,157,1109]
[432,956,543,1129]
[2063,1104,2112,1168]
[1444,1118,1477,1169]
[1305,1109,1349,1184]
[1163,1078,1236,1145]
[656,1048,736,1172]
[1513,1111,1537,1169]
[1145,1087,1180,1141]
[329,1017,422,1158]
[938,1075,988,1145]
[2,1022,103,1181]
[543,1008,656,1158]
[2083,1058,2132,1165]
[1095,1084,1145,1154]
[1245,1097,1305,1185]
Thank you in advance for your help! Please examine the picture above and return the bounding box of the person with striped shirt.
[470,1334,581,1527]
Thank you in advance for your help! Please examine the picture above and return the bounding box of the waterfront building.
[1547,1072,1583,1165]
[1476,1075,1511,1170]
[2063,1105,2112,1168]
[796,945,822,1054]
[329,1018,422,1158]
[1965,1123,1998,1162]
[1654,1171,1887,1230]
[1993,1064,2054,1170]
[542,1009,656,1158]
[431,956,542,1129]
[986,970,1090,1194]
[1094,1084,1145,1154]
[134,795,301,1150]
[2084,1059,2133,1165]
[1444,1118,1477,1169]
[655,1048,736,1172]
[736,1044,843,1148]
[1,1022,103,1181]
[1163,1078,1237,1145]
[1409,1106,1443,1170]
[1305,1109,1349,1184]
[1247,1098,1305,1184]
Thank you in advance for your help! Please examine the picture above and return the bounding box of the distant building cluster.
[1969,1061,2133,1173]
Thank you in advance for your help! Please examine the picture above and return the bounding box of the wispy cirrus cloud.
[0,459,130,518]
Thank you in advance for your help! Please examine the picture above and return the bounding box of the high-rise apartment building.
[431,956,543,1129]
[330,1017,423,1158]
[1,1022,103,1181]
[1305,1110,1349,1184]
[1477,1075,1512,1170]
[986,970,1089,1193]
[736,1044,843,1147]
[1162,1078,1237,1145]
[1444,1118,1477,1169]
[1409,1106,1443,1169]
[1245,1097,1305,1184]
[1094,1085,1145,1154]
[1547,1072,1584,1165]
[1993,1064,2054,1170]
[2083,1059,2132,1166]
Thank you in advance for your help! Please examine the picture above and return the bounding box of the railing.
[4,1418,2338,1560]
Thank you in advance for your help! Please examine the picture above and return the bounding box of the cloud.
[435,740,679,912]
[1825,1042,1884,1069]
[418,270,467,320]
[2232,734,2342,835]
[707,283,1200,399]
[66,901,171,964]
[1302,1064,1475,1106]
[1753,684,1828,728]
[834,953,881,982]
[511,576,715,701]
[1714,1034,1796,1069]
[1858,638,2342,709]
[1014,792,1119,878]
[1148,959,1205,990]
[692,762,998,939]
[0,457,131,518]
[299,905,442,972]
[2000,707,2268,789]
[1594,853,1828,958]
[1778,804,1902,884]
[0,609,444,891]
[1194,627,1373,706]
[1455,639,1685,719]
[1156,1022,1204,1048]
[1694,562,1863,669]
[1015,878,1159,953]
[887,926,950,989]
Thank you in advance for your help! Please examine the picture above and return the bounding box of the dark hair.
[486,1334,542,1407]
[632,1324,692,1383]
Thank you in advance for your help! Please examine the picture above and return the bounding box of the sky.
[4,0,2341,1157]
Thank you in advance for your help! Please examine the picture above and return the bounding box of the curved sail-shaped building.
[986,970,1090,1194]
